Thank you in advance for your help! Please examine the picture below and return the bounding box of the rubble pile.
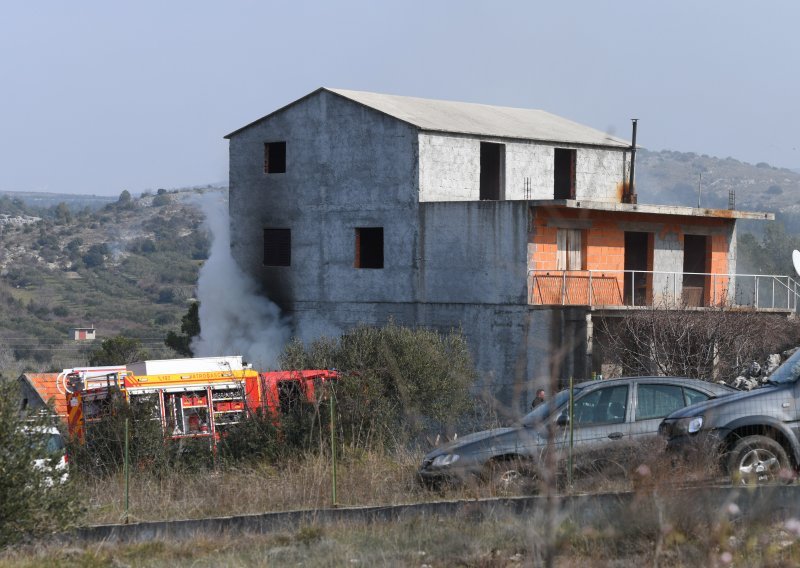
[731,348,799,390]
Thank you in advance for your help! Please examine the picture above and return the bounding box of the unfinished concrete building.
[226,88,780,408]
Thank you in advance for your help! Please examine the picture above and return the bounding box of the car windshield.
[26,431,64,454]
[765,348,800,385]
[520,387,584,426]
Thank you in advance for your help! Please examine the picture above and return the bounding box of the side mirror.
[556,412,569,427]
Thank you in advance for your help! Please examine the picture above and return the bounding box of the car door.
[557,383,632,471]
[630,382,713,442]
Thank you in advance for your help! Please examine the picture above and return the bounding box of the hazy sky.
[2,1,799,196]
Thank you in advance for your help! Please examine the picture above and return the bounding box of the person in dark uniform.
[531,389,546,410]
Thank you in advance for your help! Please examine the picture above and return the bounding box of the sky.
[2,1,799,196]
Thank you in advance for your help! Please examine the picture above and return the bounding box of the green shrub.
[279,322,476,449]
[0,382,79,546]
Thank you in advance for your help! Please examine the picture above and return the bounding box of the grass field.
[3,513,800,567]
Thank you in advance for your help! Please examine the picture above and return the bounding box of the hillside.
[637,149,800,219]
[0,188,213,375]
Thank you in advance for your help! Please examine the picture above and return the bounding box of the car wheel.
[483,458,532,496]
[727,435,791,485]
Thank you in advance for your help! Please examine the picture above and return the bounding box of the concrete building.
[226,88,779,408]
[72,326,96,341]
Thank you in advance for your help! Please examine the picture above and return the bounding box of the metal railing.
[528,269,800,311]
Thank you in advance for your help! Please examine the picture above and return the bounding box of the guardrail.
[528,269,800,311]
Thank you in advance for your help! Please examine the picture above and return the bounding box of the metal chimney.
[628,119,638,204]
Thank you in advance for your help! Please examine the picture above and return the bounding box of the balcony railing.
[528,269,800,311]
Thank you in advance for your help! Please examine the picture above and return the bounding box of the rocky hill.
[637,149,800,221]
[0,188,214,375]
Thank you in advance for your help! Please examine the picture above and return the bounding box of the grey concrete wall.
[652,228,684,303]
[229,90,421,311]
[417,202,530,304]
[73,486,800,544]
[292,300,584,412]
[418,133,628,203]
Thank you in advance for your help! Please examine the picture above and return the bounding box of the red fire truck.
[63,356,338,444]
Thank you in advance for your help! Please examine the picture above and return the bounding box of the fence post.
[713,274,716,306]
[124,417,130,524]
[755,276,759,308]
[330,388,337,507]
[588,271,593,306]
[561,271,567,305]
[568,376,574,488]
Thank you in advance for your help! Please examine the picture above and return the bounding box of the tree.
[0,382,78,546]
[279,322,476,448]
[54,202,72,225]
[596,301,800,381]
[88,335,149,366]
[82,243,108,268]
[117,189,132,206]
[164,302,200,357]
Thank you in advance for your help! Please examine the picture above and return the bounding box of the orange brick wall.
[529,206,734,306]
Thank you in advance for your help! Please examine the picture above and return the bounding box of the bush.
[68,395,215,477]
[279,322,476,449]
[217,408,282,464]
[0,382,78,546]
[88,335,149,366]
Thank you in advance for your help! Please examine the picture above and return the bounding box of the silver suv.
[661,347,800,484]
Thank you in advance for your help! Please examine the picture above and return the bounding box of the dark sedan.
[418,377,735,488]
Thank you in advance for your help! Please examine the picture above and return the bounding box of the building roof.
[529,199,775,221]
[226,88,631,149]
[19,373,67,418]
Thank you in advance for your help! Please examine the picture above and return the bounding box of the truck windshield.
[520,387,584,427]
[766,348,800,385]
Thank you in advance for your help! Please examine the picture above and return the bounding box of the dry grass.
[78,447,491,525]
[6,446,800,566]
[4,512,800,567]
[75,441,730,525]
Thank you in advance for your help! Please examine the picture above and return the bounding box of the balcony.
[528,269,800,312]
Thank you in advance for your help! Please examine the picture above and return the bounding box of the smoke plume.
[190,192,289,369]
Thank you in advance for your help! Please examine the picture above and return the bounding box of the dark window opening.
[554,148,577,199]
[682,234,709,306]
[624,231,652,305]
[480,142,505,200]
[278,380,304,416]
[264,142,286,174]
[263,228,291,266]
[355,227,384,269]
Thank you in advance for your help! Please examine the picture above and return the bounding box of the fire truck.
[62,356,338,444]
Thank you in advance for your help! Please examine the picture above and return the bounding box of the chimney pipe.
[628,119,638,204]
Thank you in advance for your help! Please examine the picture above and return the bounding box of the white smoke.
[190,192,289,369]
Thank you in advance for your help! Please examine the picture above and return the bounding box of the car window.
[574,385,628,426]
[637,384,684,421]
[46,434,65,454]
[683,387,710,406]
[521,387,584,426]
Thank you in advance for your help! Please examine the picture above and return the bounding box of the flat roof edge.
[528,199,774,220]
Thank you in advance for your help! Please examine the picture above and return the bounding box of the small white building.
[72,326,96,341]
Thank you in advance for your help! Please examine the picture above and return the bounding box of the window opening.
[278,380,304,416]
[264,142,286,174]
[554,148,577,199]
[556,229,584,270]
[682,234,709,306]
[263,228,291,266]
[479,142,505,200]
[624,231,652,305]
[355,227,384,269]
